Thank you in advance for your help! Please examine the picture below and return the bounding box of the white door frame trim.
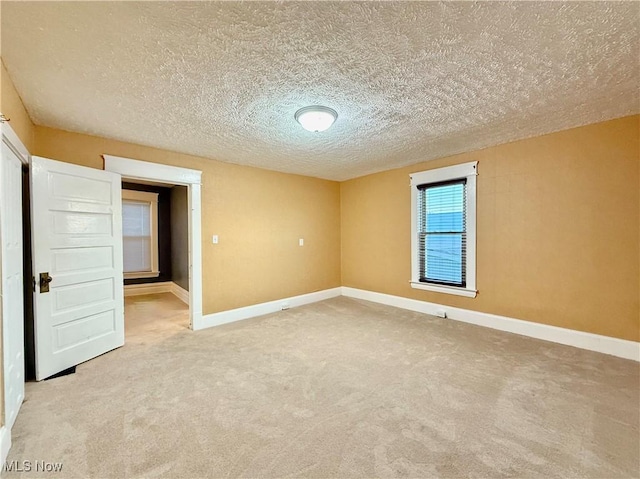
[1,120,30,165]
[0,117,29,466]
[103,155,203,329]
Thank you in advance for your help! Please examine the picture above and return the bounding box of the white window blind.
[418,180,467,287]
[123,201,152,273]
[121,190,159,278]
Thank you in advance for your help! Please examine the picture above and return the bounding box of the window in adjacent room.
[122,189,159,279]
[410,161,477,297]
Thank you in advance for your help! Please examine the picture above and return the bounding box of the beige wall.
[34,126,342,314]
[341,115,640,342]
[0,60,35,151]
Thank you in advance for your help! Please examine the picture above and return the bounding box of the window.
[410,161,477,297]
[122,190,159,279]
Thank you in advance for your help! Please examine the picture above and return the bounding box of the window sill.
[124,271,160,280]
[410,281,477,298]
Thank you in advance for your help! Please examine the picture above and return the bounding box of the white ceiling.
[2,2,638,181]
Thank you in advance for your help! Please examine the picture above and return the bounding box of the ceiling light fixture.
[294,106,337,132]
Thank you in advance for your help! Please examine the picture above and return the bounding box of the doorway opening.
[103,154,203,331]
[120,180,190,338]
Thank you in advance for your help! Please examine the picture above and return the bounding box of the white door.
[1,137,25,427]
[31,156,124,381]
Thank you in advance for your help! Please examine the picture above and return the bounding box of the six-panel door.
[31,156,124,380]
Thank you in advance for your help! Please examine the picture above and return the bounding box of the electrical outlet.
[299,238,304,246]
[212,235,219,244]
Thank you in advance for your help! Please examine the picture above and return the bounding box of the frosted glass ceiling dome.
[294,106,338,132]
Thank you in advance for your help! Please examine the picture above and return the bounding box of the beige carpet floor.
[5,293,639,478]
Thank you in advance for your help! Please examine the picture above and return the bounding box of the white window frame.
[122,189,160,279]
[410,161,478,298]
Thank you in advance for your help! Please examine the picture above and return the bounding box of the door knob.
[39,272,53,293]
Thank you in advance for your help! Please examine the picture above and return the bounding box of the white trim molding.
[0,425,11,471]
[124,281,189,306]
[103,155,202,330]
[341,287,640,362]
[410,161,477,298]
[0,119,28,467]
[124,282,173,297]
[171,283,189,305]
[410,281,477,298]
[124,271,160,280]
[103,155,202,185]
[196,288,342,331]
[0,115,30,165]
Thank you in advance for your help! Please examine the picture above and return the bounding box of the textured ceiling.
[2,2,639,181]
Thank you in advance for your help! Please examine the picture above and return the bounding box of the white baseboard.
[124,282,173,296]
[0,426,11,472]
[170,282,189,305]
[195,287,342,331]
[124,281,189,305]
[341,287,640,362]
